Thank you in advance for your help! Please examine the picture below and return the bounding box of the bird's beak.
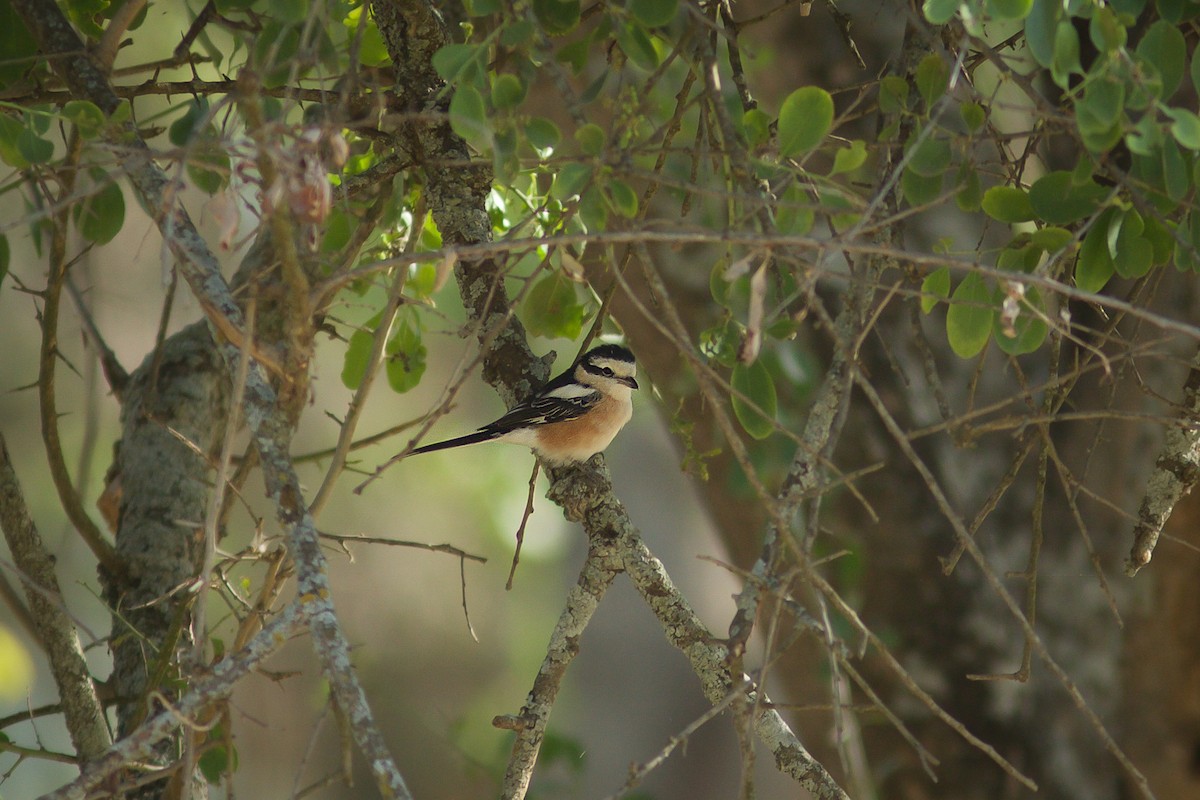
[623,376,639,390]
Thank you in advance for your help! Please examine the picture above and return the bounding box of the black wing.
[480,391,600,434]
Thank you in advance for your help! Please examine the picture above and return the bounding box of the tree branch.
[1126,350,1200,574]
[0,433,111,763]
[12,1,413,795]
[39,602,305,800]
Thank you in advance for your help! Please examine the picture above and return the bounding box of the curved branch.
[1127,352,1200,574]
[12,1,413,796]
[0,433,110,762]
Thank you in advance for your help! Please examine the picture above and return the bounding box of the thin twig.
[505,461,540,591]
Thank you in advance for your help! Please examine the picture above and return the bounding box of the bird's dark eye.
[600,367,614,377]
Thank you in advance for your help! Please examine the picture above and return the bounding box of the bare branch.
[0,433,110,762]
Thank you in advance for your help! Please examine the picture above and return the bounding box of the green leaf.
[17,127,52,164]
[1077,72,1125,133]
[0,0,37,89]
[1024,0,1060,68]
[1136,20,1186,97]
[1167,107,1200,150]
[0,626,34,702]
[960,102,987,132]
[552,162,592,200]
[1162,136,1190,201]
[1112,209,1154,278]
[997,242,1041,272]
[491,73,526,109]
[982,185,1035,223]
[1158,0,1200,22]
[1028,171,1106,224]
[993,285,1048,355]
[616,23,659,71]
[1126,113,1163,157]
[742,108,771,148]
[731,360,778,440]
[1050,18,1082,89]
[709,260,732,307]
[956,165,983,212]
[61,100,105,139]
[524,274,585,339]
[525,117,562,151]
[432,43,484,84]
[321,208,352,253]
[830,140,867,175]
[699,318,741,365]
[532,0,581,34]
[946,272,993,358]
[923,0,961,24]
[987,0,1034,20]
[169,100,208,146]
[904,131,952,177]
[916,54,949,107]
[605,178,639,218]
[253,22,305,88]
[1176,215,1200,271]
[501,19,535,46]
[448,84,491,151]
[1123,54,1163,109]
[0,113,28,168]
[1030,226,1073,252]
[921,266,951,313]
[878,76,910,114]
[1089,6,1127,53]
[386,320,427,393]
[901,166,944,207]
[75,178,125,244]
[186,143,229,195]
[1143,215,1174,265]
[628,0,678,27]
[269,0,307,24]
[775,184,815,235]
[1076,209,1116,292]
[575,123,606,156]
[578,184,608,232]
[198,743,238,784]
[778,86,834,158]
[465,0,501,14]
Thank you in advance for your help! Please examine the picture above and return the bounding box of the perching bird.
[408,344,639,465]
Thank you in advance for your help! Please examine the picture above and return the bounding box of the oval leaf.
[1028,171,1106,224]
[731,360,778,440]
[921,266,951,313]
[524,274,585,339]
[76,179,125,244]
[982,185,1035,222]
[628,0,678,27]
[778,86,833,158]
[386,320,428,393]
[946,272,993,358]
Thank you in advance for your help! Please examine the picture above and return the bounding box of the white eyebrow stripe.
[587,358,637,377]
[546,383,598,399]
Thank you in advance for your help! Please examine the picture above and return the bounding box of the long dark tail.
[408,429,499,456]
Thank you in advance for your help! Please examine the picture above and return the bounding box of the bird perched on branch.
[408,344,639,465]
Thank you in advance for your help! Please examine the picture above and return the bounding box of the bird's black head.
[578,344,638,389]
[581,344,635,365]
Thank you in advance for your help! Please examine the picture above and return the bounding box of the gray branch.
[39,603,304,800]
[0,433,110,763]
[12,1,412,796]
[1127,352,1200,575]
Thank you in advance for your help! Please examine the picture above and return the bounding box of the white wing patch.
[546,383,597,400]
